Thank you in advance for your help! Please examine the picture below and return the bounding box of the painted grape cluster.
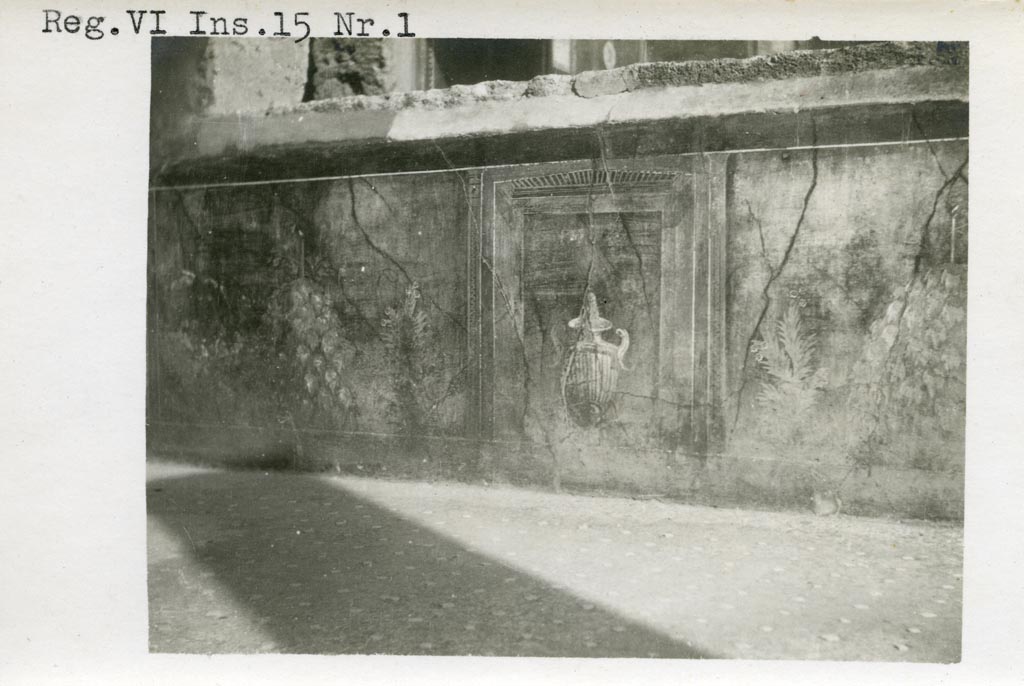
[267,277,357,427]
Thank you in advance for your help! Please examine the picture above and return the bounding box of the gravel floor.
[147,462,962,661]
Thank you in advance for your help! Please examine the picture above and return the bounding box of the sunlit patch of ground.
[327,477,962,662]
[147,462,961,661]
[148,518,277,652]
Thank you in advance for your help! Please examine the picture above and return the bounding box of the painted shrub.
[725,141,968,475]
[147,172,470,439]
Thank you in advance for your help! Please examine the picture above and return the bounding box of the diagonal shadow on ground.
[148,469,716,658]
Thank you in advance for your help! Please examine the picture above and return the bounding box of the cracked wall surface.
[148,172,470,441]
[148,43,968,518]
[148,139,968,518]
[725,140,968,482]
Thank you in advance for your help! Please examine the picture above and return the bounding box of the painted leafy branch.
[378,281,467,440]
[752,304,828,444]
[848,265,967,470]
[381,282,434,438]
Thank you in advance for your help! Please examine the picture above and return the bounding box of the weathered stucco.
[307,38,391,99]
[149,42,968,520]
[149,172,470,440]
[150,37,309,174]
[162,65,966,178]
[724,141,967,485]
[572,40,966,97]
[151,41,967,178]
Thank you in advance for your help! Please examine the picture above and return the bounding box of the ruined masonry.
[148,41,968,520]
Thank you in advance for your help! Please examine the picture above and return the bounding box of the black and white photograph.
[3,2,1024,684]
[146,36,967,661]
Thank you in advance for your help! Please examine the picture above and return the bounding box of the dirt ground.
[147,461,962,661]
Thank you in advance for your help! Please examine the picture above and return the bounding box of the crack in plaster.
[911,157,969,278]
[879,155,969,385]
[344,176,466,332]
[432,142,529,378]
[170,189,205,241]
[435,144,551,476]
[745,200,774,275]
[730,122,820,433]
[595,127,657,322]
[270,192,377,335]
[910,109,955,185]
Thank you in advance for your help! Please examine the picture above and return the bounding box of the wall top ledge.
[274,41,968,116]
[153,43,968,185]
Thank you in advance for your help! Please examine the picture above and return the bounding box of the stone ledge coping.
[183,64,966,163]
[268,41,966,116]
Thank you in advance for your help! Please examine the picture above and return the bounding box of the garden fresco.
[148,173,470,456]
[148,141,967,518]
[724,143,967,514]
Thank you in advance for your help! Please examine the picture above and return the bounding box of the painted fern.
[381,282,432,437]
[754,304,828,444]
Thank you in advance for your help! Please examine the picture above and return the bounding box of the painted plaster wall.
[471,143,967,519]
[148,141,968,519]
[148,172,470,444]
[148,43,968,518]
[725,141,968,471]
[716,142,967,518]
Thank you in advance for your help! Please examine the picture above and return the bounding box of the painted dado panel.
[148,139,966,515]
[147,173,471,438]
[470,157,727,455]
